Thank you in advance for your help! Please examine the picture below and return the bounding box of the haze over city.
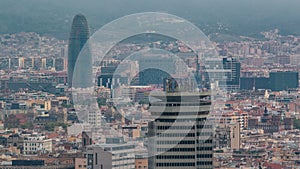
[0,1,300,169]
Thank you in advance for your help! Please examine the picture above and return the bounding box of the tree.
[45,122,68,131]
[97,98,107,107]
[293,118,300,129]
[20,122,34,129]
[4,114,19,129]
[138,100,149,105]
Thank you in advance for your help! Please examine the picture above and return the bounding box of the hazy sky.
[1,0,300,38]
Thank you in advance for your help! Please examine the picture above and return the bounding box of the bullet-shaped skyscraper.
[68,14,92,88]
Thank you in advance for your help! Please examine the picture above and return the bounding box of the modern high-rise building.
[204,57,241,91]
[240,77,269,90]
[240,71,299,91]
[269,71,299,91]
[148,78,213,169]
[68,14,91,88]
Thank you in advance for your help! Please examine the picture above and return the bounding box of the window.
[95,153,98,165]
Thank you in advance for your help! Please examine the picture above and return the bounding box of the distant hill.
[1,0,300,39]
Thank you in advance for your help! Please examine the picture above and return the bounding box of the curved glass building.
[68,14,91,88]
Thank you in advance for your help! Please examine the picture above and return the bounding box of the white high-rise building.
[148,79,213,169]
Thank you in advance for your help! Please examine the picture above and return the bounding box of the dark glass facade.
[269,72,299,91]
[68,14,91,88]
[240,72,299,91]
[240,77,269,90]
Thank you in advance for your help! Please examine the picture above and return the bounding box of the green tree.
[293,119,300,129]
[97,98,107,107]
[20,122,34,129]
[45,122,68,131]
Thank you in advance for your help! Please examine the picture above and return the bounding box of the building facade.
[68,14,91,88]
[84,140,136,169]
[204,57,241,91]
[148,79,213,169]
[23,134,52,155]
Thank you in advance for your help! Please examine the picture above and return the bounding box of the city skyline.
[1,2,300,168]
